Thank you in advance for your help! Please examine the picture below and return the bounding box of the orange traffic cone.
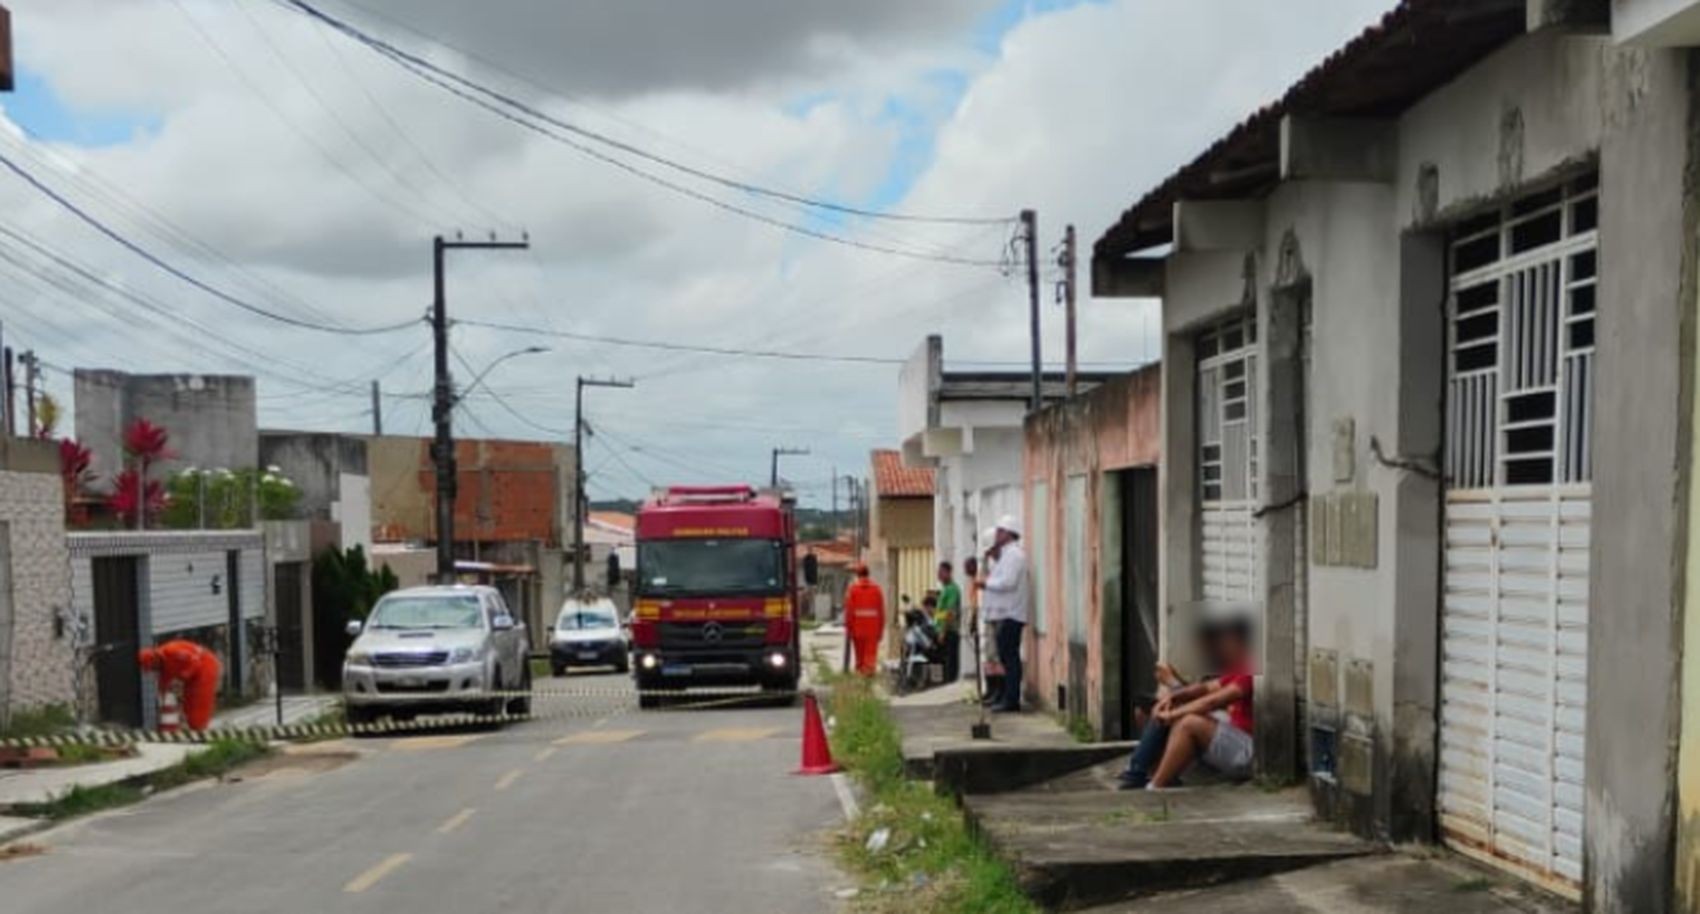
[795,690,840,775]
[158,690,182,734]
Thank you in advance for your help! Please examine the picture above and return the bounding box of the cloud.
[0,0,1400,503]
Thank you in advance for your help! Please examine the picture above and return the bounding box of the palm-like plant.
[57,437,93,526]
[113,418,174,528]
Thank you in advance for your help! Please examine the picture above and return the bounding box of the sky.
[0,0,1397,507]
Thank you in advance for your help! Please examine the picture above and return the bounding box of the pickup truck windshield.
[638,539,784,596]
[368,596,482,630]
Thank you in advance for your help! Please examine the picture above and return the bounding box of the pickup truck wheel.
[615,653,631,674]
[508,665,533,715]
[345,705,375,733]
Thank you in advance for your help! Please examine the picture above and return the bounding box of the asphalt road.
[0,671,849,913]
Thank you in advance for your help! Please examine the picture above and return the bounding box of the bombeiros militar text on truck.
[629,485,804,707]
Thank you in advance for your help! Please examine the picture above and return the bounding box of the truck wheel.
[345,705,375,733]
[507,664,533,715]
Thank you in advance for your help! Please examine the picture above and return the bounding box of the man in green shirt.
[935,561,963,682]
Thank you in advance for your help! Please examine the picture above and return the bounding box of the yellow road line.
[494,768,525,791]
[692,726,781,743]
[554,729,643,746]
[435,808,476,834]
[344,853,412,893]
[533,747,558,763]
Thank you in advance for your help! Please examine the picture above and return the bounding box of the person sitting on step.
[1117,616,1254,790]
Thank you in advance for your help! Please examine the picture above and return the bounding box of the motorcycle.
[896,606,943,695]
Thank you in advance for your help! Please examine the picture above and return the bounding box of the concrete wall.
[258,432,371,553]
[74,371,257,490]
[1023,368,1162,735]
[0,441,77,723]
[1588,39,1692,914]
[1617,0,1700,43]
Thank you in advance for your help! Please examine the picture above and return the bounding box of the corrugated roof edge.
[1093,0,1526,259]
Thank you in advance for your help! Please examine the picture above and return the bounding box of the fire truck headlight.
[640,653,659,671]
[768,652,788,669]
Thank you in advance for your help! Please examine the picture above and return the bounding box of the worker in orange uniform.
[844,563,887,677]
[138,640,222,731]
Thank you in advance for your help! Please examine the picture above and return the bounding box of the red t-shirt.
[1218,666,1254,733]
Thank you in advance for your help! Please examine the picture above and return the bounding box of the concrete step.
[1074,853,1577,913]
[965,786,1381,911]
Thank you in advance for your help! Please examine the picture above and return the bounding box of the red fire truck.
[630,485,801,707]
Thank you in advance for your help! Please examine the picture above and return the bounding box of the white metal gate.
[1198,316,1259,603]
[1439,175,1596,895]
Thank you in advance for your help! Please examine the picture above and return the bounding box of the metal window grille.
[1198,315,1259,504]
[1446,175,1597,491]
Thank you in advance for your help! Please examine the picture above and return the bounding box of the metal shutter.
[1439,176,1596,897]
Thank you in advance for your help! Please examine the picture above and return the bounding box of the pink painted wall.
[1022,367,1161,734]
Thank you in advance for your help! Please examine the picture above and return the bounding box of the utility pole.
[1061,224,1078,398]
[573,375,635,592]
[20,350,38,437]
[370,380,383,436]
[431,233,529,584]
[770,447,809,488]
[1020,209,1042,413]
[831,465,839,537]
[2,344,14,438]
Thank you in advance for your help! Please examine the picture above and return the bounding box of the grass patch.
[52,743,114,766]
[826,676,1038,914]
[0,704,77,741]
[1061,714,1096,744]
[530,657,554,680]
[1452,877,1494,893]
[10,738,271,821]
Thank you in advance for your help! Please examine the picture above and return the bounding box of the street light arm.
[455,346,548,405]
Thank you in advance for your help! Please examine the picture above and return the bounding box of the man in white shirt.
[981,514,1031,713]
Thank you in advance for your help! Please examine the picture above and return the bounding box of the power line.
[0,146,420,336]
[280,0,1012,228]
[457,317,904,365]
[281,0,1008,267]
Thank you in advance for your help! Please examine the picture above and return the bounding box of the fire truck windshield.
[638,539,785,596]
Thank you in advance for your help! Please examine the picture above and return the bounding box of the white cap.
[996,514,1022,538]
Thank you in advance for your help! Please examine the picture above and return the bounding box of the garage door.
[893,546,936,610]
[1198,316,1259,604]
[1438,176,1596,896]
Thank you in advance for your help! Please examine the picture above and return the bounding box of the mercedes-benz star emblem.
[702,622,724,643]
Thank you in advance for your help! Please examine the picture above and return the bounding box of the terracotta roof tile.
[871,449,934,498]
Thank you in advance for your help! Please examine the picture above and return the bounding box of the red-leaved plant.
[110,468,166,526]
[57,437,93,526]
[111,418,174,528]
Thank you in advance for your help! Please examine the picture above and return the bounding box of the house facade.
[868,449,935,635]
[1022,367,1161,738]
[1092,1,1694,908]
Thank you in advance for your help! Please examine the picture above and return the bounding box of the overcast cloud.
[0,0,1395,505]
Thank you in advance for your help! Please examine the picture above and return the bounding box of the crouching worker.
[138,639,222,731]
[1118,617,1254,790]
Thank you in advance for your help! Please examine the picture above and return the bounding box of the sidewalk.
[212,693,338,730]
[888,702,1572,912]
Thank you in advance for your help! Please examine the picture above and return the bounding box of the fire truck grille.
[659,622,767,649]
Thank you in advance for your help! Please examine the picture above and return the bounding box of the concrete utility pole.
[1020,209,1042,413]
[770,447,809,489]
[20,349,37,436]
[431,233,529,584]
[1061,224,1078,398]
[370,380,383,436]
[574,375,635,592]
